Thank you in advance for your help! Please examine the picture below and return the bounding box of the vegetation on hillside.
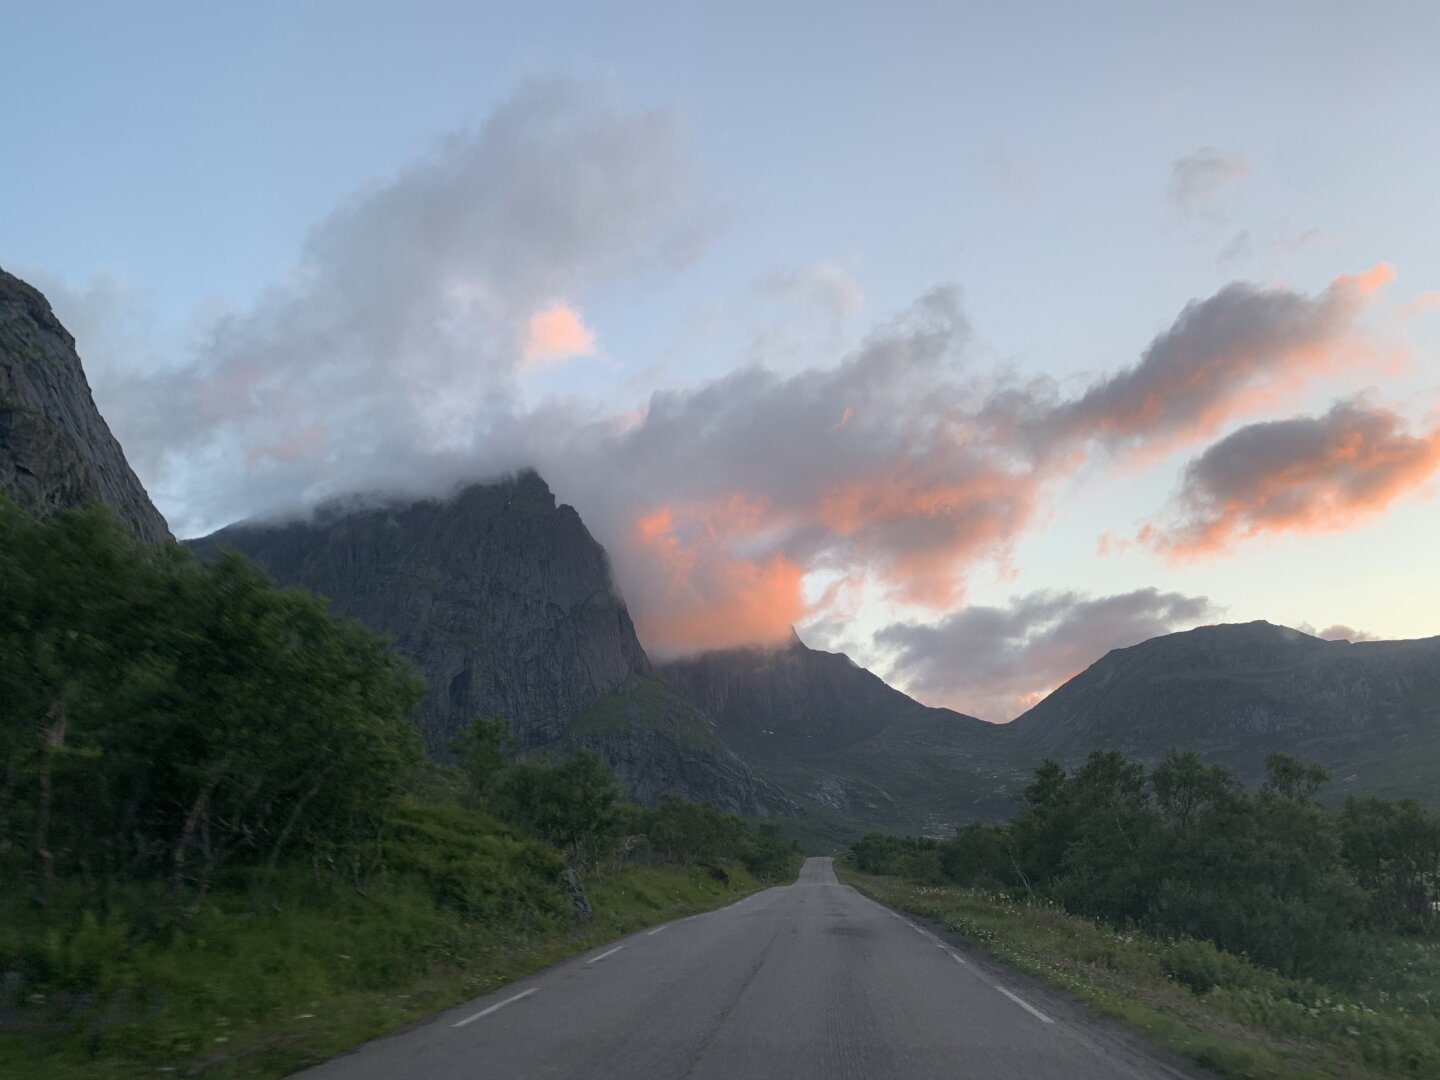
[846,750,1440,1078]
[0,503,799,1077]
[0,504,425,917]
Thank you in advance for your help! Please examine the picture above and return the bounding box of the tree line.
[0,503,424,917]
[0,503,796,927]
[450,717,798,881]
[851,750,1440,978]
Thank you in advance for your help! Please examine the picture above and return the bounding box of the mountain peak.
[0,268,172,544]
[1010,619,1440,773]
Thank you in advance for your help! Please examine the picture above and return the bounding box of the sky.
[5,1,1439,722]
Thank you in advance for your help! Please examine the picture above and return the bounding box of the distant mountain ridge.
[657,634,1017,838]
[0,267,170,543]
[189,473,789,816]
[664,618,1440,836]
[1009,620,1440,794]
[659,629,989,757]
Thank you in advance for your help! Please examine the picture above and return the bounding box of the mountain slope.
[1009,620,1440,796]
[658,634,1021,837]
[189,473,787,815]
[0,268,170,543]
[659,629,988,756]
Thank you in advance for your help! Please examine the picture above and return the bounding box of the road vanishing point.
[298,857,1208,1079]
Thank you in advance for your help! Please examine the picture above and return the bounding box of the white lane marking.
[647,925,668,936]
[949,951,968,966]
[587,945,625,965]
[452,988,536,1027]
[992,984,1054,1024]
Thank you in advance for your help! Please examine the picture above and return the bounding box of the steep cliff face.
[1009,621,1440,792]
[189,473,789,815]
[0,268,170,544]
[190,472,647,753]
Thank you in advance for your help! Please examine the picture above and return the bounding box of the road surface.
[298,857,1205,1079]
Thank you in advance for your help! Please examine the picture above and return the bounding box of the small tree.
[1262,752,1330,802]
[491,750,623,865]
[451,716,516,804]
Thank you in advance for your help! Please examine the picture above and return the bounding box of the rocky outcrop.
[191,472,647,754]
[1009,621,1440,791]
[189,473,788,815]
[0,268,170,544]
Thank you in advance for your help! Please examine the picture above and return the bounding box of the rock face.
[657,633,1012,834]
[1009,621,1440,793]
[660,629,989,757]
[0,268,170,543]
[189,473,788,815]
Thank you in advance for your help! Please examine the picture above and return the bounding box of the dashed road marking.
[992,984,1054,1024]
[647,925,668,936]
[949,951,968,966]
[587,945,625,965]
[452,988,536,1027]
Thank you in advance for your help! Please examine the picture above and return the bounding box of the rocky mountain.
[658,634,1021,840]
[660,629,990,757]
[189,472,788,816]
[0,268,170,543]
[1009,621,1440,796]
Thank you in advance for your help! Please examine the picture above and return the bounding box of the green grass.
[1,803,779,1079]
[836,864,1440,1079]
[569,675,722,750]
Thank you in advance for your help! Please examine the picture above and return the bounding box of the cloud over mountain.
[874,588,1217,722]
[1299,623,1381,642]
[42,82,1417,658]
[76,80,700,532]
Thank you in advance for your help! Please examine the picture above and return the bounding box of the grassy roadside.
[835,863,1440,1080]
[3,808,795,1080]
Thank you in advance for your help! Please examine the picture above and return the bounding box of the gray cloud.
[1217,230,1252,265]
[875,588,1218,722]
[1042,267,1391,454]
[523,287,1051,650]
[61,80,700,536]
[1168,147,1248,216]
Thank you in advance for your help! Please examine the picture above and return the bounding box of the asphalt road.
[298,857,1205,1079]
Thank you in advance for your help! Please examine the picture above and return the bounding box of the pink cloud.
[1140,397,1440,558]
[521,302,598,367]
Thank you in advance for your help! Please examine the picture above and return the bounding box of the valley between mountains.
[6,262,1439,845]
[6,258,1440,1080]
